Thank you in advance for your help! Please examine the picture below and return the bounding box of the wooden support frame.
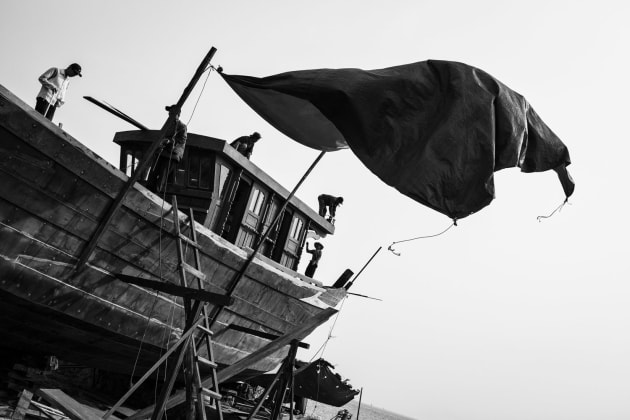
[76,46,218,268]
[226,324,309,349]
[247,340,299,420]
[269,340,299,420]
[125,307,337,420]
[116,274,234,306]
[102,315,208,419]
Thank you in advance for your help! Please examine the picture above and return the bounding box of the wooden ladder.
[171,196,223,420]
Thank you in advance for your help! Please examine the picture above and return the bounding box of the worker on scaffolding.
[146,105,188,192]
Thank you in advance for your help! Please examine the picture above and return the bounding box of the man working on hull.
[35,63,82,121]
[304,241,324,278]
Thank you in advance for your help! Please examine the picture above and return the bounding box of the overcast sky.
[2,1,629,419]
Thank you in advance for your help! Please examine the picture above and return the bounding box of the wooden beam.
[35,389,103,420]
[75,46,218,268]
[83,96,149,131]
[11,389,33,420]
[125,307,337,420]
[116,274,233,306]
[226,324,309,349]
[102,315,206,419]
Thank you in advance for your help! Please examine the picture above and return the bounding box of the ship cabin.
[114,130,334,284]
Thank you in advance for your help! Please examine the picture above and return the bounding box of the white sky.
[2,1,629,419]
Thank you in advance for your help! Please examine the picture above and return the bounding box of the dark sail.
[221,60,574,219]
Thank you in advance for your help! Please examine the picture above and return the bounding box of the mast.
[75,46,218,268]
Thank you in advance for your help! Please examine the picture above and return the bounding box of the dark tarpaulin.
[293,359,359,406]
[248,359,359,407]
[221,60,574,220]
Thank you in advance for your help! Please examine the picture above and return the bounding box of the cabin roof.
[114,130,334,235]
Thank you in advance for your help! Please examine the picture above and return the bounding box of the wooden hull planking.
[0,84,345,378]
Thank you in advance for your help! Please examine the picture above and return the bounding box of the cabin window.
[289,217,303,240]
[124,150,140,177]
[217,165,231,199]
[186,152,212,189]
[188,153,200,187]
[199,156,212,189]
[175,166,186,185]
[248,188,266,215]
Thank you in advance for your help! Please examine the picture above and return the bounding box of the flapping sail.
[221,60,574,219]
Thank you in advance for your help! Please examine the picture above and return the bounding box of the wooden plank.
[30,400,70,419]
[116,274,233,306]
[125,307,336,420]
[101,315,206,419]
[226,324,309,349]
[179,233,201,249]
[182,262,207,281]
[34,389,103,420]
[196,324,214,336]
[200,387,221,400]
[196,356,217,369]
[11,389,32,420]
[216,308,335,382]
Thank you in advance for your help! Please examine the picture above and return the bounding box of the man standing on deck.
[317,194,344,222]
[230,132,261,159]
[304,241,324,278]
[35,63,82,121]
[146,105,188,192]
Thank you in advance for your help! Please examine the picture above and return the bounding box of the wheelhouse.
[114,130,334,278]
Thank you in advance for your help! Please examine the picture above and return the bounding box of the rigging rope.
[186,66,214,126]
[307,295,349,417]
[387,220,457,256]
[128,148,169,385]
[127,147,184,410]
[537,198,570,222]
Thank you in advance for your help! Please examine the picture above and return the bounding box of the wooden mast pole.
[76,46,218,268]
[206,151,327,329]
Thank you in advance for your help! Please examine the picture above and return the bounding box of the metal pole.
[344,246,382,290]
[356,387,363,420]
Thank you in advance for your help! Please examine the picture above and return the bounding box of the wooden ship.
[0,79,348,389]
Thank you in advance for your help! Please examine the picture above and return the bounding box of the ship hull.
[0,85,343,379]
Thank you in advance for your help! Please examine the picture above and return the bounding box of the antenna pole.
[356,387,363,420]
[344,246,382,290]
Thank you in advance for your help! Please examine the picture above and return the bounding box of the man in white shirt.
[35,63,82,121]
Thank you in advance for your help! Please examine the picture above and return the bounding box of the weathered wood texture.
[35,388,118,420]
[0,85,346,379]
